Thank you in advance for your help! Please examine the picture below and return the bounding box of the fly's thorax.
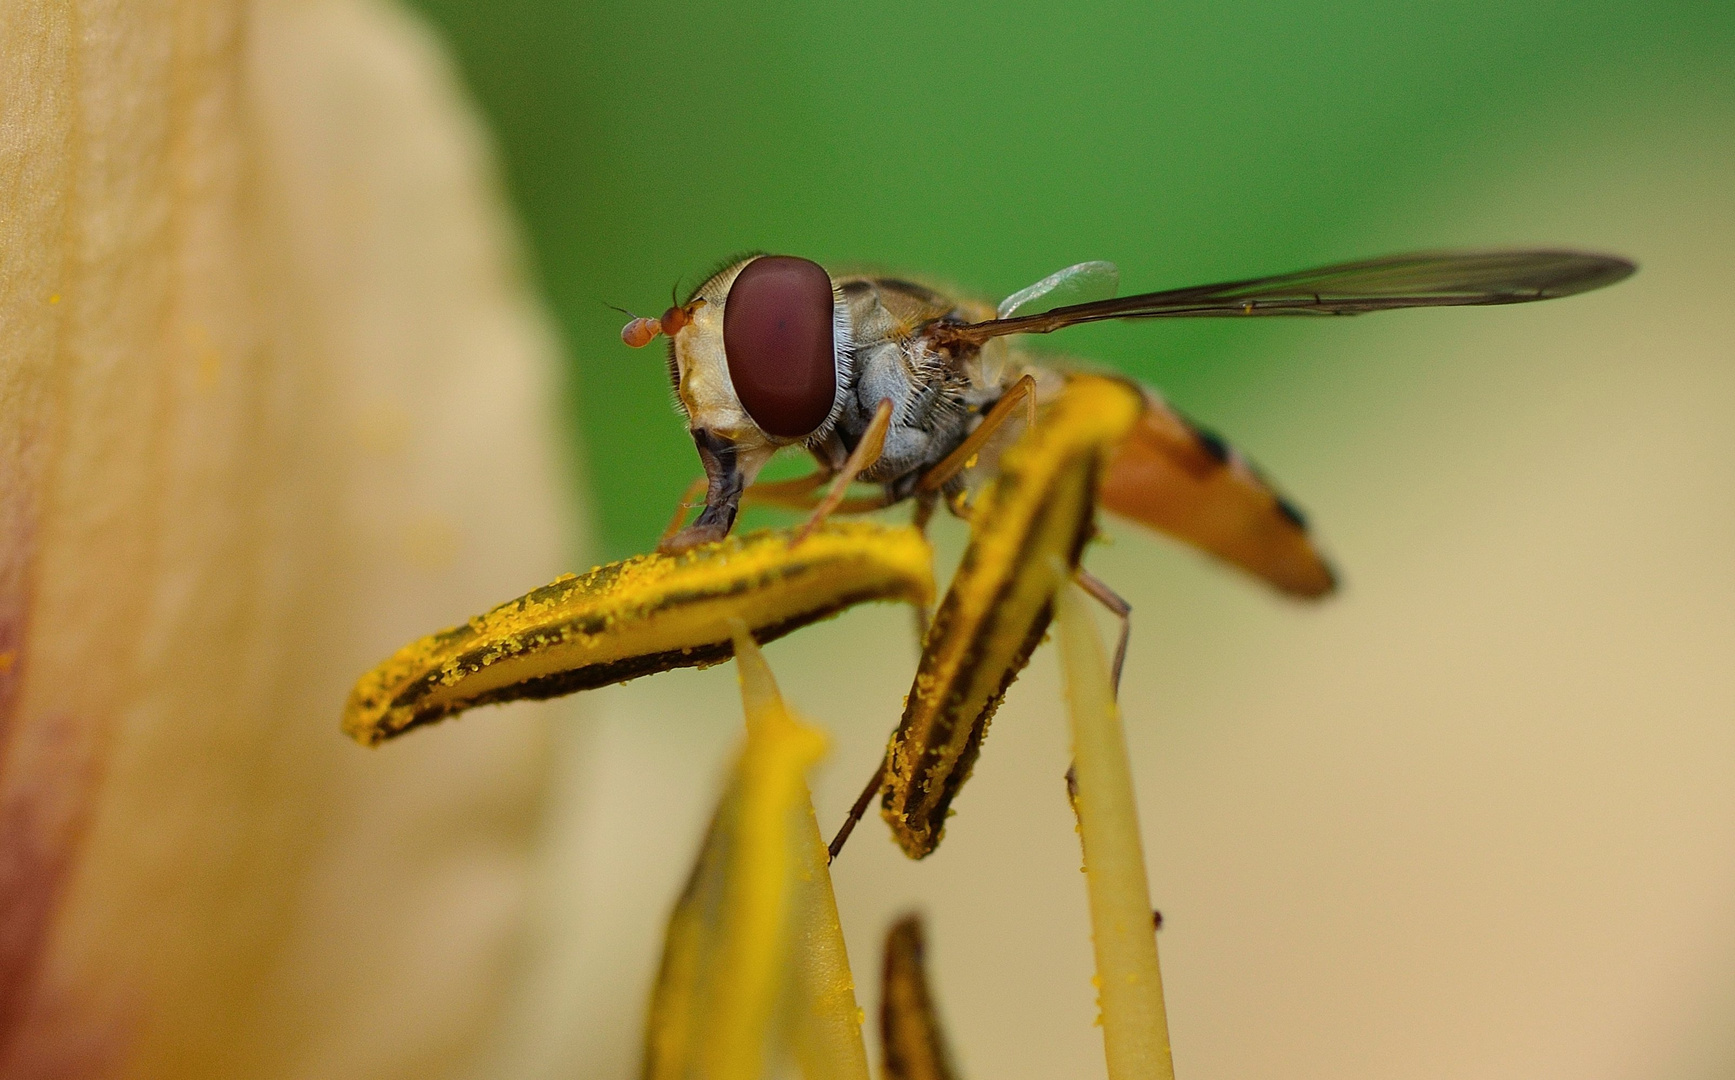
[844,337,972,484]
[829,274,1029,487]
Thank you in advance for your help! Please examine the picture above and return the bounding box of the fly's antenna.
[610,301,662,348]
[615,297,707,348]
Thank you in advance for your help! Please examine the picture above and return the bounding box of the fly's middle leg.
[916,374,1037,495]
[660,475,710,545]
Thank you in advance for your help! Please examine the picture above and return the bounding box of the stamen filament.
[1055,577,1175,1080]
[640,628,829,1080]
[733,625,872,1080]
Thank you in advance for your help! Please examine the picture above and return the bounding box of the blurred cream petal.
[738,643,871,1080]
[0,0,579,1077]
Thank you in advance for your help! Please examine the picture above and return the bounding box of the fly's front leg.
[660,429,746,554]
[660,475,710,546]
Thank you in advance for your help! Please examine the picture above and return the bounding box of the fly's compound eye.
[722,255,838,439]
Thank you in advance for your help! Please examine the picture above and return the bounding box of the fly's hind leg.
[1072,566,1131,697]
[827,753,888,863]
[1061,567,1133,851]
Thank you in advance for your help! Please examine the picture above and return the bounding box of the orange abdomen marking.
[1099,390,1336,599]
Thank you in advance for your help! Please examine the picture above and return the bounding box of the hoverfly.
[620,249,1634,859]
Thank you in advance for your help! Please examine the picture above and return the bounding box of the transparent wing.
[996,260,1120,318]
[939,250,1635,347]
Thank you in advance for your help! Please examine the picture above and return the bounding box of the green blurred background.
[406,0,1728,560]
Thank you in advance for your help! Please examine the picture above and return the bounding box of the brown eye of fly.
[722,256,837,438]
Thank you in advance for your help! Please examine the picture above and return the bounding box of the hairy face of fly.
[634,254,853,547]
[668,256,852,483]
[670,259,769,468]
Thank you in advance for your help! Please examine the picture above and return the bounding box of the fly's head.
[623,255,855,551]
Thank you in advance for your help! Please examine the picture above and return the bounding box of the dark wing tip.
[1538,252,1637,298]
